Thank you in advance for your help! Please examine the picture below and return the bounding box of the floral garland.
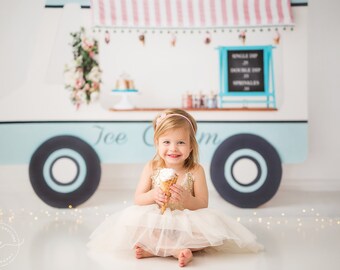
[64,27,101,108]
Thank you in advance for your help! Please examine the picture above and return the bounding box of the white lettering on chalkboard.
[230,67,251,73]
[232,53,249,59]
[233,80,260,86]
[228,49,264,92]
[249,53,258,59]
[231,52,259,59]
[251,67,262,73]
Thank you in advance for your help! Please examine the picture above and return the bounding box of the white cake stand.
[111,89,138,110]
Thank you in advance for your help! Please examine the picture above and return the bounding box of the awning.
[91,0,294,30]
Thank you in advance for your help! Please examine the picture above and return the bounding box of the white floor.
[1,167,340,269]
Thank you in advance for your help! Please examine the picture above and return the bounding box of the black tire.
[29,135,101,208]
[210,133,282,208]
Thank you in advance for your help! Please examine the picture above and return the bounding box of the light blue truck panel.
[0,121,307,165]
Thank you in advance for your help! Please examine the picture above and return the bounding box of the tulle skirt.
[87,204,263,257]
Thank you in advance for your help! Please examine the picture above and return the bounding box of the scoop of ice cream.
[159,168,177,182]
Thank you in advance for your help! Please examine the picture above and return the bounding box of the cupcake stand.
[111,89,138,110]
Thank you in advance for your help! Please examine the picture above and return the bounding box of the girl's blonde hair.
[152,108,199,170]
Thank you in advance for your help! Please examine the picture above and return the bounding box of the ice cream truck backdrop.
[0,0,308,208]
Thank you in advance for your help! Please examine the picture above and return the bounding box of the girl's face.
[156,127,192,169]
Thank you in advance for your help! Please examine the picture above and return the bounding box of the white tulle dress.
[87,169,263,257]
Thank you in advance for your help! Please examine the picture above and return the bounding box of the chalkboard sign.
[217,45,276,108]
[228,50,264,92]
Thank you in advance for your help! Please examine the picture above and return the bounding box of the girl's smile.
[167,153,181,158]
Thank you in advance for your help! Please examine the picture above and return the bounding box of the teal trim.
[43,149,86,193]
[112,89,138,93]
[0,121,307,165]
[291,0,308,4]
[45,0,90,6]
[225,149,267,193]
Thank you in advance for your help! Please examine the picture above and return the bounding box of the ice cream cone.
[159,168,178,214]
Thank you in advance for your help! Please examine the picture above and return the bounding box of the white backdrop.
[0,0,339,192]
[282,0,340,187]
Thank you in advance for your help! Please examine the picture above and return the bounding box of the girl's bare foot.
[134,245,154,259]
[178,249,193,267]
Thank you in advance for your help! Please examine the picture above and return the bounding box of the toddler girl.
[88,108,263,267]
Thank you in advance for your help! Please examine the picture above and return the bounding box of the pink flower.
[82,37,95,52]
[75,77,85,89]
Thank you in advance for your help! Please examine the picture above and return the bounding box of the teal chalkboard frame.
[218,45,276,108]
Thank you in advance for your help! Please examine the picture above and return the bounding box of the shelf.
[109,107,278,112]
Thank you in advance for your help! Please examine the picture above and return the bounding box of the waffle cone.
[160,175,178,214]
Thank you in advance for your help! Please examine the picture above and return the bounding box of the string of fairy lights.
[1,205,339,232]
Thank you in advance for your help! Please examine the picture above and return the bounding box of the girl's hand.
[153,187,167,206]
[169,184,190,205]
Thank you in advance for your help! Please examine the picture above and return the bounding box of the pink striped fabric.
[154,0,161,26]
[243,0,250,26]
[199,0,205,27]
[265,0,273,25]
[131,0,139,26]
[98,0,105,25]
[287,0,294,23]
[276,0,284,24]
[165,0,172,27]
[177,0,183,27]
[187,0,194,26]
[143,0,150,27]
[232,0,238,26]
[221,0,228,26]
[210,0,217,26]
[91,0,294,29]
[254,0,261,25]
[109,0,116,26]
[120,0,127,26]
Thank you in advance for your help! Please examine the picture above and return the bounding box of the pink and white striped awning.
[91,0,294,29]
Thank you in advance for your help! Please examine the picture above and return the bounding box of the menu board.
[227,50,264,92]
